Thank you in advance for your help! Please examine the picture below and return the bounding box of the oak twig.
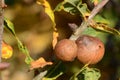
[0,0,4,80]
[0,0,4,63]
[70,0,109,40]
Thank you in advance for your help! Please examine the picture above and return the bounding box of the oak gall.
[54,39,77,61]
[76,35,105,64]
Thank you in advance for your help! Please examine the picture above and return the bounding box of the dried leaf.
[91,23,120,36]
[30,57,53,70]
[52,32,59,49]
[2,41,13,59]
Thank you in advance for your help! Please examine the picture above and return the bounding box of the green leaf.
[54,0,90,18]
[4,18,33,64]
[46,61,65,78]
[43,72,63,80]
[82,23,120,43]
[17,38,33,64]
[78,67,101,80]
[82,27,108,43]
[54,2,64,12]
[93,15,110,24]
[4,17,16,36]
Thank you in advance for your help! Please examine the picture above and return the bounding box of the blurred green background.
[1,0,120,80]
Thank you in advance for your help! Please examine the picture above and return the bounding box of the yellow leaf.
[92,0,102,6]
[2,41,13,59]
[30,57,53,70]
[37,0,56,30]
[52,31,59,49]
[94,0,98,5]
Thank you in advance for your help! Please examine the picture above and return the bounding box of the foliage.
[4,18,33,64]
[73,67,101,80]
[2,0,120,80]
[54,0,90,19]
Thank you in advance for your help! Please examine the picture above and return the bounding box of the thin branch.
[88,0,109,19]
[33,70,48,80]
[0,0,4,62]
[70,0,109,40]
